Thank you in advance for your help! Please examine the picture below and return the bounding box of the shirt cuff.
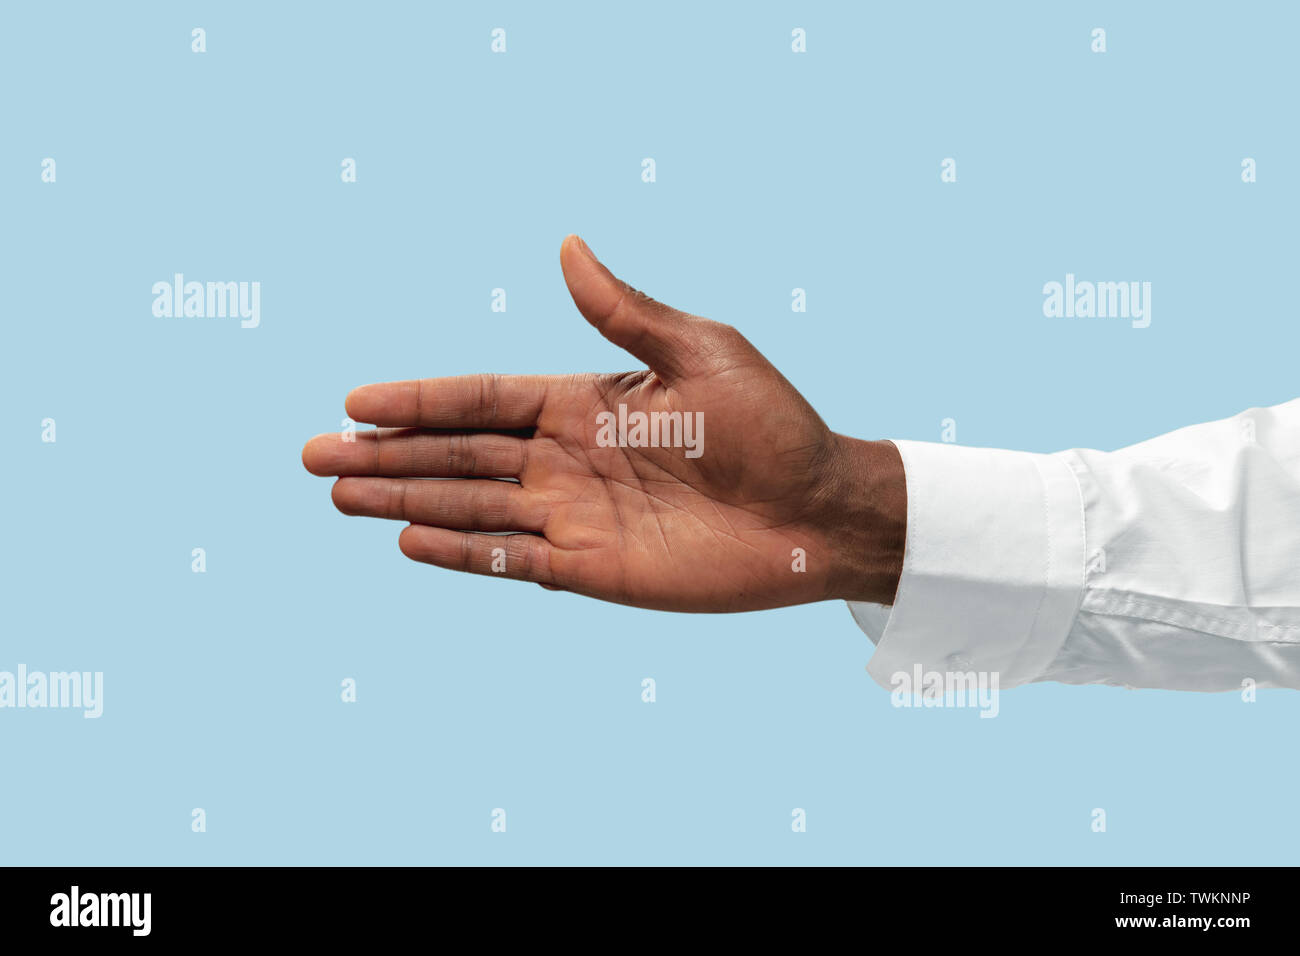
[848,439,1086,690]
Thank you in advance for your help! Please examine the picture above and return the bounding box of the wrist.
[818,435,907,606]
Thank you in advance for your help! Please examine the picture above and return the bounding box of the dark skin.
[302,235,906,611]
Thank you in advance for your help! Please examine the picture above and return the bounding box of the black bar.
[0,866,1286,942]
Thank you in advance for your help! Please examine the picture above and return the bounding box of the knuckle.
[688,320,748,369]
[711,320,744,343]
[446,433,478,475]
[480,373,502,420]
[507,535,534,576]
[388,480,408,520]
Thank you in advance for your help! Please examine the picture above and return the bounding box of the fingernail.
[574,235,596,260]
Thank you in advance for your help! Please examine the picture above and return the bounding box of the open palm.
[302,237,903,611]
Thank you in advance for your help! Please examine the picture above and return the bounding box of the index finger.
[345,373,551,428]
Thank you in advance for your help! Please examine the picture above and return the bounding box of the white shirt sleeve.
[849,398,1300,692]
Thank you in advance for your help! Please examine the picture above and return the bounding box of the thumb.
[560,235,697,382]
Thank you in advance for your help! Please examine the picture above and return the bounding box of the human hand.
[302,236,905,611]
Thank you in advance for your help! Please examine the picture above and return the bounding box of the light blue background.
[3,1,1296,865]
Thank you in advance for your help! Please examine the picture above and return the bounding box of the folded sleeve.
[850,398,1300,692]
[849,440,1086,689]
